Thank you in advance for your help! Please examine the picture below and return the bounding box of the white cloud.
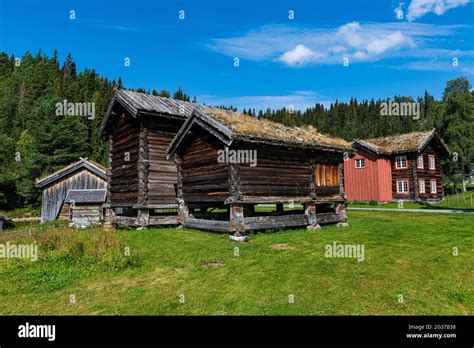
[393,59,474,74]
[206,22,466,67]
[278,44,322,66]
[366,31,414,54]
[406,0,471,22]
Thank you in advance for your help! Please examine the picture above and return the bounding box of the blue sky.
[1,0,473,111]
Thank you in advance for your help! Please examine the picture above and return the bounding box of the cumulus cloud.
[278,44,322,66]
[406,0,471,22]
[211,22,415,66]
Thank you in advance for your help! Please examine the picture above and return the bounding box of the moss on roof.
[206,108,352,149]
[357,130,435,154]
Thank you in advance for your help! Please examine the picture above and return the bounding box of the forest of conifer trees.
[0,51,473,210]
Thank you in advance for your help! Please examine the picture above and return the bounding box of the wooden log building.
[99,89,214,227]
[344,129,450,202]
[36,158,107,223]
[166,108,354,239]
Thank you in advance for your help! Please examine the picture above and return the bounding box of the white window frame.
[418,179,425,194]
[355,158,365,168]
[396,179,409,194]
[417,155,424,169]
[395,156,408,169]
[428,155,435,170]
[430,179,437,193]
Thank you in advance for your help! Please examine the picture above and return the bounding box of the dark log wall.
[238,146,311,202]
[391,153,415,200]
[391,146,444,201]
[238,145,343,203]
[109,113,140,206]
[40,169,106,222]
[147,118,183,205]
[179,132,229,203]
[416,146,444,201]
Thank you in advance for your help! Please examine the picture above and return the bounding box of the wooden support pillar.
[104,134,116,229]
[135,209,149,228]
[336,203,349,227]
[137,119,150,207]
[338,163,346,199]
[229,204,247,241]
[412,158,419,202]
[276,203,284,213]
[305,203,320,230]
[309,158,317,200]
[175,155,188,225]
[177,198,189,224]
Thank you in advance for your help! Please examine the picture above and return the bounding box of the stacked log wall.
[109,113,140,206]
[180,133,229,203]
[415,146,444,201]
[147,118,183,205]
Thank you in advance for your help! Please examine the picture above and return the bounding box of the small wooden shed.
[61,189,107,226]
[167,108,354,239]
[36,159,107,223]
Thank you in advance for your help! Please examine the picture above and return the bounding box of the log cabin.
[36,158,107,223]
[166,108,354,240]
[99,89,213,227]
[344,129,450,203]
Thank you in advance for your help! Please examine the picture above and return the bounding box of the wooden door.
[314,164,339,187]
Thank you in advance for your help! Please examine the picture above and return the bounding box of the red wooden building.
[344,130,449,202]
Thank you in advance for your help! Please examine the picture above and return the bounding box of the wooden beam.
[305,203,320,230]
[137,118,150,206]
[229,204,245,233]
[412,158,419,202]
[335,203,349,227]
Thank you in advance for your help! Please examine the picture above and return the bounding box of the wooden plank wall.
[72,204,102,224]
[344,148,393,202]
[41,169,106,222]
[391,153,415,201]
[109,113,140,206]
[147,118,183,205]
[415,146,444,201]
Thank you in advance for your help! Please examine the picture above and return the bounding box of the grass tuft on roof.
[206,109,352,149]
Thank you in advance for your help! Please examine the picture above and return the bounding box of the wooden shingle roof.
[36,158,107,188]
[353,129,449,156]
[100,89,212,135]
[102,89,352,153]
[65,189,107,204]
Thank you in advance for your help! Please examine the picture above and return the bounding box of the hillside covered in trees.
[0,51,472,210]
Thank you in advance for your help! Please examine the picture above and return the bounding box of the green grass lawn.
[0,210,472,315]
[349,190,474,210]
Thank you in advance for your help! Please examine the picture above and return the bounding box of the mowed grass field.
[0,210,472,315]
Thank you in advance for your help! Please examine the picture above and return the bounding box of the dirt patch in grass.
[203,261,225,267]
[270,243,295,251]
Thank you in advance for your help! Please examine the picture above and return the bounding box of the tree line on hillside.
[250,78,473,193]
[0,51,472,210]
[0,51,192,209]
